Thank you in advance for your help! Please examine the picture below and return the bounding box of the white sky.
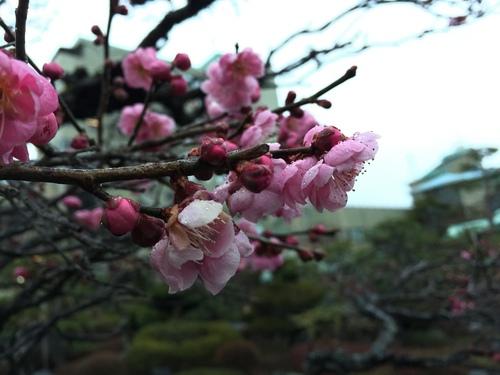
[3,0,500,209]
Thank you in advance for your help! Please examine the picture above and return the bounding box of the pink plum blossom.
[201,48,264,114]
[28,113,58,146]
[323,131,379,172]
[150,196,253,294]
[74,207,104,229]
[0,52,59,163]
[240,109,277,149]
[118,103,175,145]
[214,144,294,223]
[122,47,171,90]
[281,126,380,212]
[278,111,318,148]
[236,219,284,272]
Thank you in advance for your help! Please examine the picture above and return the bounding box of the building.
[410,147,500,237]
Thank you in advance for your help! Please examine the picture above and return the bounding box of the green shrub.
[401,328,449,348]
[245,279,325,337]
[55,352,127,375]
[176,367,243,375]
[58,307,122,334]
[127,320,241,374]
[214,339,261,371]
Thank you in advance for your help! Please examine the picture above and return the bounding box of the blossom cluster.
[0,51,59,164]
[122,47,190,95]
[1,41,378,296]
[118,103,176,146]
[201,48,264,117]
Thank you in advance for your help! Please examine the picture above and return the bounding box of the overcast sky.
[4,0,500,209]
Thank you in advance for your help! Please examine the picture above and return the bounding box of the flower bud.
[4,30,14,43]
[150,61,171,82]
[61,195,83,209]
[311,126,344,153]
[91,25,103,36]
[13,266,33,280]
[170,76,187,96]
[290,107,304,118]
[42,62,64,81]
[102,197,141,236]
[70,133,90,149]
[285,235,299,246]
[173,53,191,71]
[113,87,129,101]
[114,4,128,15]
[311,224,326,234]
[131,214,166,247]
[308,232,319,243]
[199,137,227,166]
[285,91,296,105]
[316,99,332,109]
[298,249,314,262]
[113,76,126,87]
[250,86,261,103]
[103,59,115,70]
[235,159,273,193]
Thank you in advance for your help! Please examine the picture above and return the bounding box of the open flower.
[118,103,176,145]
[122,47,170,90]
[150,196,252,294]
[0,52,59,163]
[201,48,264,114]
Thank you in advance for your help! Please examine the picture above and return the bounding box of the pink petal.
[199,249,241,295]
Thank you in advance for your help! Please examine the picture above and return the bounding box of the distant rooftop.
[411,147,500,194]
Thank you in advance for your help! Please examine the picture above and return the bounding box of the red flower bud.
[311,224,326,234]
[285,91,296,105]
[312,126,344,153]
[70,133,90,149]
[61,195,83,209]
[131,214,166,247]
[13,266,33,280]
[102,197,141,236]
[286,235,299,246]
[42,62,64,81]
[91,25,103,36]
[4,30,14,43]
[170,76,187,96]
[235,159,273,193]
[113,76,126,87]
[150,61,171,82]
[104,59,116,69]
[113,87,129,101]
[199,137,227,166]
[290,107,304,118]
[298,249,314,262]
[173,53,191,71]
[308,232,319,243]
[316,99,332,109]
[114,4,128,15]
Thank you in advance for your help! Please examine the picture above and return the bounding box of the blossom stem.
[272,66,357,115]
[14,0,29,62]
[128,84,155,146]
